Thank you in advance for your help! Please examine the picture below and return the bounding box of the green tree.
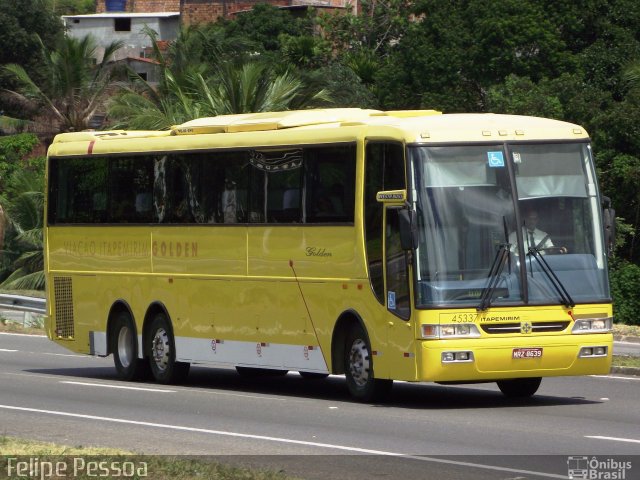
[0,133,41,193]
[0,134,43,286]
[220,4,313,53]
[376,0,574,111]
[486,75,564,118]
[302,63,377,108]
[0,167,45,291]
[52,0,95,15]
[3,34,123,133]
[0,0,64,115]
[319,0,412,56]
[317,0,412,92]
[609,258,640,325]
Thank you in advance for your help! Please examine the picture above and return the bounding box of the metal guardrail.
[0,294,46,315]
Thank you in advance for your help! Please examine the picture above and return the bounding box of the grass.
[0,316,46,335]
[612,355,640,368]
[612,323,640,337]
[0,437,298,480]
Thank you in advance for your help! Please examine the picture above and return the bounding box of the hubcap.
[117,326,134,369]
[348,338,370,387]
[152,328,170,372]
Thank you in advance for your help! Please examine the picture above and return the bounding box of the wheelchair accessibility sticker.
[388,291,396,309]
[487,151,505,167]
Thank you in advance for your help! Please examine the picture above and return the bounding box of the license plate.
[512,347,543,359]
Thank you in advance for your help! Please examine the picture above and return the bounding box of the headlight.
[421,324,481,339]
[571,317,613,334]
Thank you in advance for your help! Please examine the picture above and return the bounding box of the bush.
[0,133,40,192]
[609,259,640,325]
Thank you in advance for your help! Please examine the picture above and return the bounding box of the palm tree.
[624,61,640,91]
[3,34,123,133]
[108,28,330,130]
[0,169,44,290]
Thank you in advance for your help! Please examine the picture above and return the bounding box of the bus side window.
[109,157,153,223]
[305,145,355,223]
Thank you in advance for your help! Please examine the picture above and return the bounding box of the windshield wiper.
[527,247,575,308]
[477,243,511,312]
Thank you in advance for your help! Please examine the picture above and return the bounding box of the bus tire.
[111,311,149,381]
[344,324,392,402]
[147,313,190,384]
[497,377,542,398]
[299,372,329,380]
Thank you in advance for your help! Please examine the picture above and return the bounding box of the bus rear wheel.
[111,311,148,381]
[497,377,542,398]
[344,324,392,402]
[147,313,190,384]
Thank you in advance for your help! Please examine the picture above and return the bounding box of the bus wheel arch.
[331,310,366,375]
[106,300,135,357]
[143,303,190,384]
[107,301,149,381]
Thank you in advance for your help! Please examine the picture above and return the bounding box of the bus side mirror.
[603,207,616,257]
[399,209,418,250]
[602,196,615,257]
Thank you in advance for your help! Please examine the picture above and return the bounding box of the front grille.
[53,276,74,339]
[481,321,570,334]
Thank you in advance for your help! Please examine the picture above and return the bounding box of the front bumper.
[419,333,613,382]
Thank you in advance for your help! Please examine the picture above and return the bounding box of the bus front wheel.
[147,313,190,384]
[497,377,542,398]
[344,325,392,402]
[111,311,148,381]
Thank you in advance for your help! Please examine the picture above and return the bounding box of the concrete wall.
[64,16,180,61]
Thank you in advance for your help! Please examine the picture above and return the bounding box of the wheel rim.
[117,326,134,369]
[348,338,370,387]
[152,327,170,372]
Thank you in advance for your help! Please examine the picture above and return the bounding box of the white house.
[62,12,180,62]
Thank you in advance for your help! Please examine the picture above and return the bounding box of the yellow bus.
[45,108,614,401]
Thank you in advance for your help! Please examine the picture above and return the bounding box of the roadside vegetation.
[0,437,297,480]
[611,355,640,368]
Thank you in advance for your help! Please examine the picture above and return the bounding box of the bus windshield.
[410,142,610,308]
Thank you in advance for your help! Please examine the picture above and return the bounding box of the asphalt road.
[1,332,638,480]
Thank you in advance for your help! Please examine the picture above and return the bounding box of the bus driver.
[509,208,562,253]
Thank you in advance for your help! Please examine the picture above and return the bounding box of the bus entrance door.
[384,207,417,381]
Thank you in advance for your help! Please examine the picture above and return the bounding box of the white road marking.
[60,381,175,393]
[40,352,87,358]
[585,435,640,444]
[0,332,46,338]
[0,348,18,352]
[592,375,640,381]
[0,404,567,479]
